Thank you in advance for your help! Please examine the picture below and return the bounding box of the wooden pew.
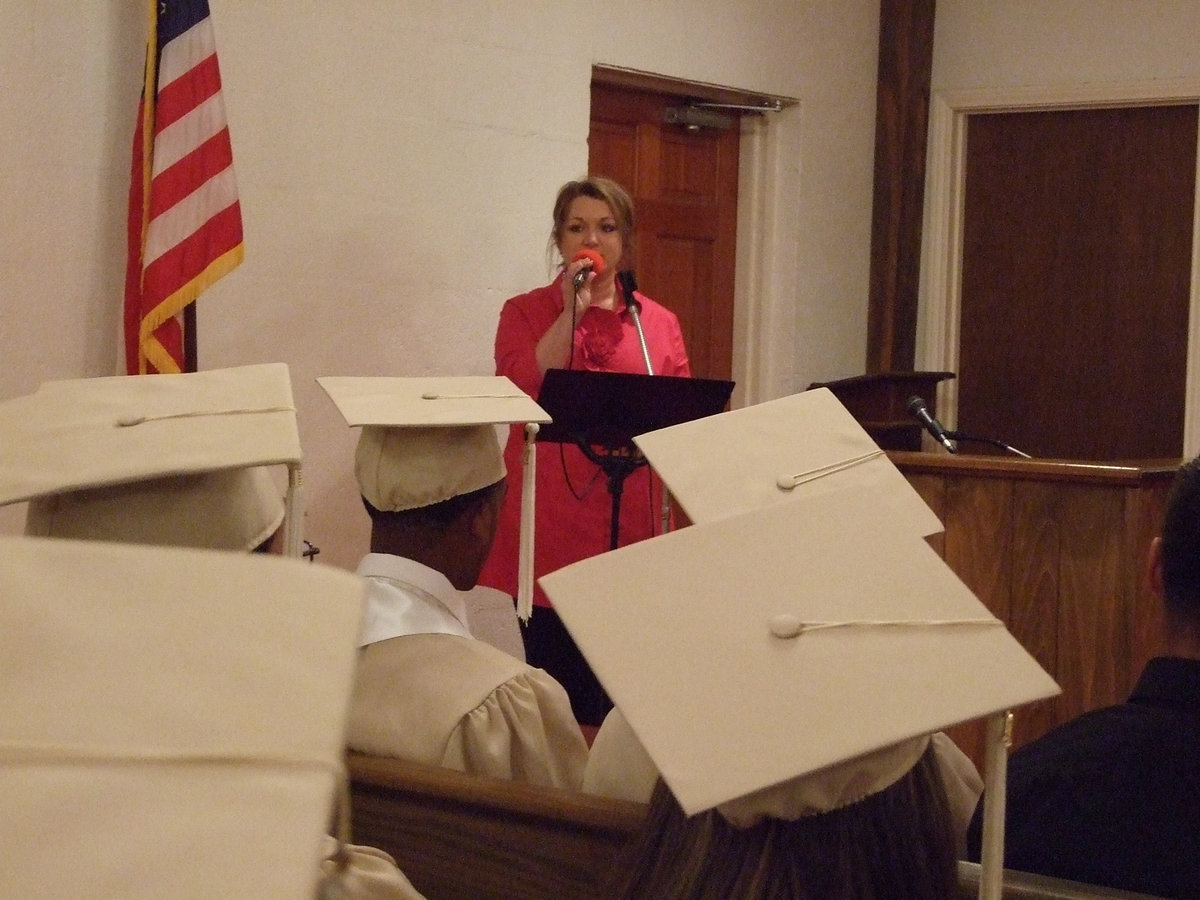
[347,752,645,899]
[348,753,1168,900]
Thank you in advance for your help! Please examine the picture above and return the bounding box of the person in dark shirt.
[966,455,1200,898]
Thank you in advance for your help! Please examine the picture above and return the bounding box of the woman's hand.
[561,255,599,316]
[540,260,599,375]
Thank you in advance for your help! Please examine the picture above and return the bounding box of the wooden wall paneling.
[1006,481,1064,746]
[908,469,968,797]
[905,471,946,557]
[942,476,1014,622]
[866,0,936,372]
[938,475,1014,762]
[892,454,1178,768]
[1053,486,1126,722]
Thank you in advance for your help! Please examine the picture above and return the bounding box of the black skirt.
[520,604,612,727]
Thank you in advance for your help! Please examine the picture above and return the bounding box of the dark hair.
[548,175,636,270]
[1160,456,1200,621]
[361,479,503,530]
[604,745,957,900]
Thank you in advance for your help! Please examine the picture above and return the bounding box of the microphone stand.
[946,431,1032,459]
[616,269,666,533]
[558,270,659,550]
[573,440,649,551]
[618,271,654,376]
[628,300,654,375]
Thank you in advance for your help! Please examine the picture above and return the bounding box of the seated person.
[2,520,386,897]
[2,363,295,556]
[584,705,984,855]
[320,375,588,790]
[0,365,424,899]
[318,836,426,899]
[538,421,1056,898]
[24,465,284,552]
[608,737,959,899]
[966,455,1200,899]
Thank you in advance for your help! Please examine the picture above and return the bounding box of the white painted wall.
[0,1,882,566]
[932,1,1200,91]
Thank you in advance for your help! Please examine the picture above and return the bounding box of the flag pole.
[184,304,197,373]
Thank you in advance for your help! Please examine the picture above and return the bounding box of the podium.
[890,451,1179,769]
[808,371,955,450]
[536,369,734,550]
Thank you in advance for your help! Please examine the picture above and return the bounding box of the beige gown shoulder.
[347,633,587,790]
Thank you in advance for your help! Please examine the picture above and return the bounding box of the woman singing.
[479,176,691,727]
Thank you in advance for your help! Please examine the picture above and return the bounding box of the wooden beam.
[867,0,936,372]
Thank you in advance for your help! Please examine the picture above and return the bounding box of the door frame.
[917,78,1200,455]
[591,66,799,408]
[735,112,798,407]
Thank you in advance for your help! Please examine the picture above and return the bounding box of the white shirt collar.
[355,553,472,647]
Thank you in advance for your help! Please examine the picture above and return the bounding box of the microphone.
[906,395,956,454]
[571,249,606,289]
[616,270,639,312]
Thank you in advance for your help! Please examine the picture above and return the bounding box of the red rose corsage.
[579,309,623,367]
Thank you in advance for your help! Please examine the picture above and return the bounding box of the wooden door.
[588,82,740,382]
[958,105,1196,460]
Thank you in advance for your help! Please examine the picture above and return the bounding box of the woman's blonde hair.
[547,175,636,272]
[604,744,957,900]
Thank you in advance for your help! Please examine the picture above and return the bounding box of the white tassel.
[978,711,1012,900]
[516,422,539,622]
[284,464,304,559]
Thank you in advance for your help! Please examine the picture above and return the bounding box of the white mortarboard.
[633,386,944,536]
[540,491,1058,899]
[24,467,284,552]
[0,534,366,898]
[317,375,551,618]
[0,363,306,556]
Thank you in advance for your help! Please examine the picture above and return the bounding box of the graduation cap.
[633,386,944,536]
[317,375,550,618]
[0,363,306,556]
[0,534,365,898]
[541,389,1059,899]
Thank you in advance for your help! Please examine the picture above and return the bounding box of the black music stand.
[536,369,735,551]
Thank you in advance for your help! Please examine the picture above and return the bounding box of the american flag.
[124,0,243,375]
